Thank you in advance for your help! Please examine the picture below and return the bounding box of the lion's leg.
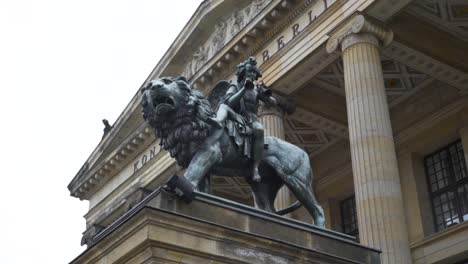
[196,174,211,193]
[263,150,325,227]
[285,177,325,227]
[249,180,282,213]
[184,142,221,190]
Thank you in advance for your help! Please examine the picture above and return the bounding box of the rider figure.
[206,57,276,182]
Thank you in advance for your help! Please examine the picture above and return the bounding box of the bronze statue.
[206,57,275,182]
[141,58,325,227]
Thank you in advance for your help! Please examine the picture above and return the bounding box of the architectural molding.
[383,41,468,95]
[326,14,393,53]
[366,0,413,22]
[315,163,352,192]
[189,0,290,86]
[69,124,156,200]
[309,77,345,96]
[273,46,341,95]
[181,0,273,78]
[406,0,468,43]
[259,0,376,92]
[84,152,176,227]
[394,97,468,146]
[291,107,348,138]
[193,0,344,91]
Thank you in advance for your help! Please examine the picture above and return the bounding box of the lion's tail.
[275,200,302,215]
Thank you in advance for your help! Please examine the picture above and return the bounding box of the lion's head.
[141,76,214,167]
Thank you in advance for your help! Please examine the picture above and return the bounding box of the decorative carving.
[250,0,268,19]
[326,14,393,53]
[210,21,227,54]
[181,0,273,78]
[230,10,246,37]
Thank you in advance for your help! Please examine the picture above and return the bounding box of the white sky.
[0,1,202,263]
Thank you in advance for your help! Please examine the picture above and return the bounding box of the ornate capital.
[326,15,393,53]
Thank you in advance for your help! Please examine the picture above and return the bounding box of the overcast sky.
[0,1,202,263]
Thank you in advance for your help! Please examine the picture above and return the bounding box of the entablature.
[68,123,156,200]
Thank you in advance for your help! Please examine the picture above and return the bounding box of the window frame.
[424,140,468,232]
[340,195,359,239]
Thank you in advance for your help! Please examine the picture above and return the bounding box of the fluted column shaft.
[327,15,412,263]
[259,103,292,213]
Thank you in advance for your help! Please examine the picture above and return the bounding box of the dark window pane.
[458,183,468,221]
[341,196,359,240]
[425,140,468,231]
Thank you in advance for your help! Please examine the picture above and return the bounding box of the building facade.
[68,0,468,263]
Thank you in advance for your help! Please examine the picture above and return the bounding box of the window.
[340,196,359,239]
[424,140,468,231]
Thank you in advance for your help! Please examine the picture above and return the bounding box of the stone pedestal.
[71,188,380,263]
[259,102,293,214]
[327,15,411,263]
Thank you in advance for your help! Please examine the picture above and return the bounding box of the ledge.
[73,188,380,263]
[68,123,155,200]
[410,221,468,264]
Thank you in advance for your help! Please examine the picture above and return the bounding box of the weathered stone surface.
[71,188,380,264]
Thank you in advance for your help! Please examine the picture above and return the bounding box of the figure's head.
[235,57,262,84]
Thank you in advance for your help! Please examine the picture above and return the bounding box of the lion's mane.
[143,78,214,168]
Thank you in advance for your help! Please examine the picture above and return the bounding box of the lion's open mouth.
[153,95,175,115]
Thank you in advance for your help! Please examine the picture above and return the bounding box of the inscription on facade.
[133,143,161,173]
[258,0,336,64]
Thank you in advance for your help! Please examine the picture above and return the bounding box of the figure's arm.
[257,84,277,107]
[225,85,246,109]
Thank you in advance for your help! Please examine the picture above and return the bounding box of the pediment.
[68,0,276,199]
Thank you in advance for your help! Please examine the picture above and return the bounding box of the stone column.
[327,15,412,263]
[258,98,294,214]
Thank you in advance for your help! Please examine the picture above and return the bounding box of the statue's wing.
[207,80,231,111]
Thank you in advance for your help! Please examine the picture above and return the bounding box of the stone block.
[71,188,380,263]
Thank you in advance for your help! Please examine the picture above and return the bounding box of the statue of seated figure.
[205,57,276,182]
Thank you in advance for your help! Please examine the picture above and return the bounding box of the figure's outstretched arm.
[225,85,246,109]
[257,84,277,107]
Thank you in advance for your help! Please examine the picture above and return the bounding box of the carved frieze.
[182,0,272,78]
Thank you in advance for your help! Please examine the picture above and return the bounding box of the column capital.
[258,94,296,118]
[326,14,393,53]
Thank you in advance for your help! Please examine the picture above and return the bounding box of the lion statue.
[141,76,325,227]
